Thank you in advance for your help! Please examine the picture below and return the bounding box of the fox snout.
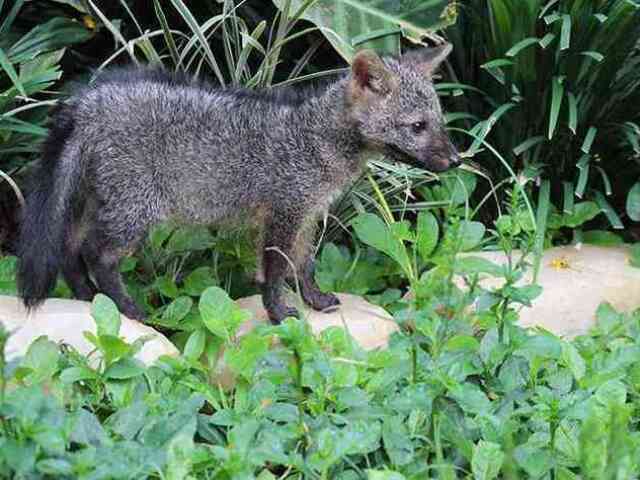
[422,135,461,172]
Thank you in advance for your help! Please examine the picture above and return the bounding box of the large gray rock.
[456,245,640,337]
[0,296,179,365]
[235,292,399,351]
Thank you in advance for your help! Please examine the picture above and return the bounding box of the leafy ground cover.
[2,1,640,479]
[1,195,640,480]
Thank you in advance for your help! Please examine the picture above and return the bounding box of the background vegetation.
[1,0,640,478]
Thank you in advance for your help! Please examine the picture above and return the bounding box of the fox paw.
[307,291,341,312]
[268,305,300,325]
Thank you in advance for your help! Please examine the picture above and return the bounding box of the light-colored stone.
[455,245,640,338]
[235,292,399,351]
[0,296,179,365]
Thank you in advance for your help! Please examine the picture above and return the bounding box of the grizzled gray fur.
[17,45,460,324]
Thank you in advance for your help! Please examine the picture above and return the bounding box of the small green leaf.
[366,470,406,480]
[60,366,97,384]
[183,328,206,360]
[594,191,623,229]
[104,358,145,379]
[567,91,578,134]
[457,220,486,251]
[549,76,565,139]
[183,267,216,296]
[581,126,597,154]
[416,210,439,260]
[579,50,604,62]
[562,201,600,228]
[0,47,26,96]
[513,136,545,156]
[91,294,121,336]
[626,182,640,221]
[575,161,589,199]
[505,37,540,57]
[162,296,193,324]
[559,14,571,50]
[561,342,585,381]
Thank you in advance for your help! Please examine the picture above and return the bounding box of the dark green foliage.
[445,0,640,230]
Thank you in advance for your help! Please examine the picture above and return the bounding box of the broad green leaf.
[199,286,249,340]
[449,383,492,415]
[21,336,60,382]
[166,225,215,252]
[271,0,456,60]
[472,441,504,480]
[352,213,411,274]
[562,201,600,228]
[456,220,486,251]
[165,417,197,480]
[183,267,216,296]
[454,256,503,277]
[91,294,121,337]
[382,417,414,466]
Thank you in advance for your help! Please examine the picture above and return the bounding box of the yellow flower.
[83,15,97,31]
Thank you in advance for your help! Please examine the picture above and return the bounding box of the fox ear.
[350,49,397,96]
[404,43,453,76]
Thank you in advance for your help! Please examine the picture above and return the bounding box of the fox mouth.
[384,143,422,166]
[384,143,451,172]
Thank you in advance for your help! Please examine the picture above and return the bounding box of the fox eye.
[411,121,427,134]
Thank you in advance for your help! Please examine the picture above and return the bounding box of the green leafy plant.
[4,199,640,477]
[270,0,458,60]
[0,1,92,200]
[444,0,640,232]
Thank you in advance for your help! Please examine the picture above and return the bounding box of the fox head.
[346,44,460,173]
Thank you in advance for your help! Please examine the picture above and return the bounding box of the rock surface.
[0,296,179,365]
[456,245,640,338]
[235,292,399,351]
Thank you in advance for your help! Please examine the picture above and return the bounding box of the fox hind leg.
[81,227,146,321]
[61,220,98,301]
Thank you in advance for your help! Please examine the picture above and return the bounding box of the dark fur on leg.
[300,258,340,311]
[262,211,304,324]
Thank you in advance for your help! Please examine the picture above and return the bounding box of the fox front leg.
[262,209,305,324]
